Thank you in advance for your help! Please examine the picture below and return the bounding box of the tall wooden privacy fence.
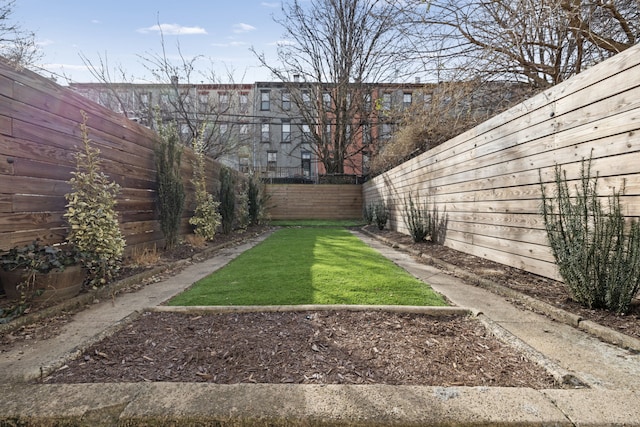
[266,184,362,220]
[364,43,640,281]
[0,60,239,253]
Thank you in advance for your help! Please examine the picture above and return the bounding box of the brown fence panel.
[0,61,242,253]
[266,184,363,220]
[363,44,640,281]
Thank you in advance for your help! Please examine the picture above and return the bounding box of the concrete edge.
[35,310,147,382]
[475,314,588,388]
[150,304,473,316]
[0,383,583,426]
[5,383,639,426]
[359,227,640,352]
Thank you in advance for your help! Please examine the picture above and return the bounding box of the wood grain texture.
[0,61,244,253]
[364,43,640,281]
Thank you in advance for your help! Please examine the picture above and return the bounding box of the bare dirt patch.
[43,310,557,388]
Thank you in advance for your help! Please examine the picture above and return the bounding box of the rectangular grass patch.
[168,228,447,306]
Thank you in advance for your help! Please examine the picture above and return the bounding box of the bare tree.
[78,25,254,164]
[368,79,534,175]
[253,0,414,175]
[398,0,640,88]
[0,0,40,69]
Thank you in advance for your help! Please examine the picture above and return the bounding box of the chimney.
[293,74,300,82]
[171,75,179,86]
[415,77,421,84]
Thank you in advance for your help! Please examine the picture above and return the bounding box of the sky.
[12,0,288,85]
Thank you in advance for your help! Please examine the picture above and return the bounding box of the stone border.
[361,227,640,352]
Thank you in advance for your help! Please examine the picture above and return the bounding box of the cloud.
[44,63,90,71]
[91,19,101,24]
[212,41,249,48]
[137,23,207,35]
[36,39,55,47]
[261,2,280,7]
[233,23,256,34]
[269,39,296,47]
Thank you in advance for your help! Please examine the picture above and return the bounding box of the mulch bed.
[365,226,640,340]
[43,310,557,388]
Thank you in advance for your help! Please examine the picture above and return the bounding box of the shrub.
[363,203,374,224]
[540,157,640,314]
[403,192,430,242]
[247,173,269,225]
[218,166,236,234]
[189,133,221,240]
[155,120,185,249]
[65,112,126,287]
[372,201,389,230]
[236,181,250,231]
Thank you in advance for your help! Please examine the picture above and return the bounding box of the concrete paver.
[1,228,639,425]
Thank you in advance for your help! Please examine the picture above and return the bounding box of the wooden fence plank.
[0,60,245,252]
[364,43,640,281]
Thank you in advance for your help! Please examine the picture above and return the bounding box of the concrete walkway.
[1,229,640,425]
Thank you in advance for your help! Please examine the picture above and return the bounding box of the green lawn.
[168,227,447,306]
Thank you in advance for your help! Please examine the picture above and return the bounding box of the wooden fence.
[363,43,640,281]
[266,184,362,220]
[0,60,242,253]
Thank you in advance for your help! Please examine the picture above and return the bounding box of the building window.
[381,122,392,140]
[219,123,228,135]
[160,93,170,108]
[323,92,331,109]
[240,123,249,136]
[382,92,392,110]
[324,124,331,141]
[281,120,291,143]
[267,151,277,171]
[140,93,150,109]
[362,123,371,145]
[260,90,270,111]
[240,92,249,112]
[301,124,311,143]
[403,92,412,108]
[239,156,250,173]
[362,149,370,174]
[219,92,229,110]
[364,93,372,111]
[301,151,311,177]
[261,122,270,142]
[282,91,291,111]
[302,90,311,108]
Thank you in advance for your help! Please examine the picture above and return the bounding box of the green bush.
[65,112,126,287]
[247,173,269,225]
[218,166,236,234]
[363,203,374,224]
[403,192,430,242]
[540,157,640,314]
[372,201,389,230]
[189,135,221,240]
[154,120,185,249]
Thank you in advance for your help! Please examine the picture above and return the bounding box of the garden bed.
[364,226,640,340]
[42,310,558,389]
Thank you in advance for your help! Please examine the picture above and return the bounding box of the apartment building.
[71,80,524,182]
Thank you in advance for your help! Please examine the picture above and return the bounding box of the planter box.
[0,265,85,302]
